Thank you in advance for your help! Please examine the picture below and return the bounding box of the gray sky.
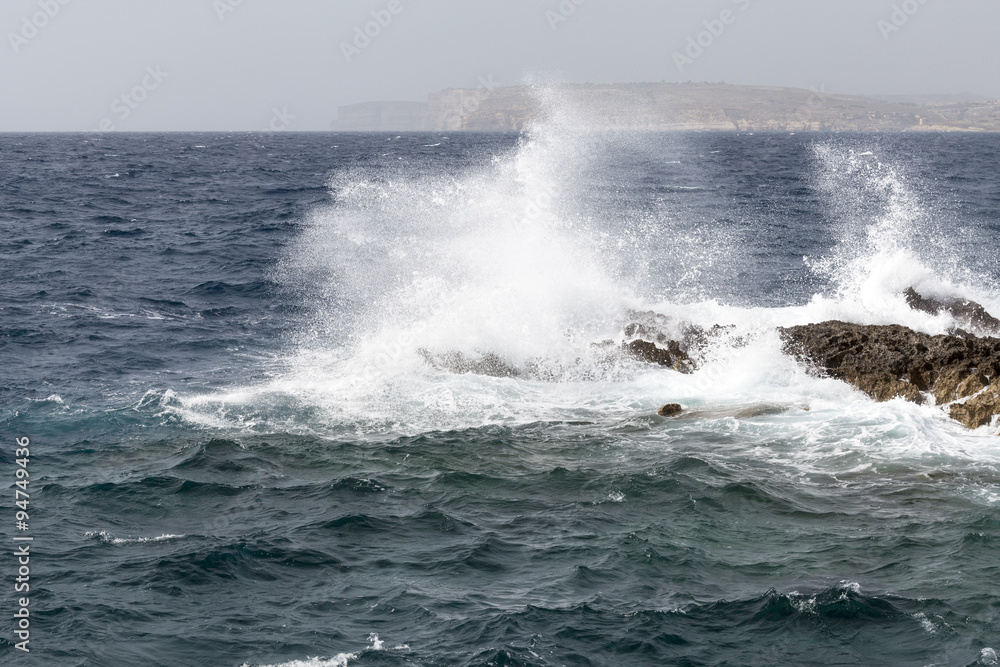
[1,0,998,131]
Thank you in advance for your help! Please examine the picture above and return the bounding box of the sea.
[2,118,1000,666]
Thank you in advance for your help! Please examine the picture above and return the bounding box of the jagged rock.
[681,323,741,350]
[622,310,677,345]
[619,312,736,374]
[904,286,1000,334]
[624,322,665,341]
[841,371,925,404]
[623,310,738,353]
[949,378,1000,428]
[623,339,694,373]
[418,349,521,378]
[657,403,683,416]
[780,320,1000,429]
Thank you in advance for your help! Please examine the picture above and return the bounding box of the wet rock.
[904,286,1000,334]
[732,403,793,418]
[622,310,676,344]
[665,403,806,421]
[624,311,737,352]
[619,311,733,373]
[680,323,741,350]
[657,403,683,416]
[623,339,694,373]
[949,378,1000,429]
[780,320,1000,429]
[418,349,521,378]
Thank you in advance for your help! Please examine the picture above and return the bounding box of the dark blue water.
[2,131,1000,666]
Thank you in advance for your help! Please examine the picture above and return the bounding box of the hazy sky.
[2,0,998,131]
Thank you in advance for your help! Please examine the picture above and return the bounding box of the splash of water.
[275,90,723,399]
[177,95,1000,450]
[805,141,999,331]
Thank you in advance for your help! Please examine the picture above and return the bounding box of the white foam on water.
[240,655,355,667]
[913,612,937,635]
[242,634,394,667]
[27,394,64,404]
[85,531,185,545]
[174,94,1000,473]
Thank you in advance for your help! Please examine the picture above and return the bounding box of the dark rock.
[657,403,683,416]
[418,349,521,378]
[623,310,676,344]
[780,320,1000,429]
[620,311,732,373]
[903,286,1000,334]
[624,322,660,340]
[623,339,694,374]
[680,323,741,350]
[623,310,738,354]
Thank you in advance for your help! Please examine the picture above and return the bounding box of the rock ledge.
[780,320,1000,429]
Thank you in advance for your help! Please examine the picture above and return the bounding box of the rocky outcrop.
[619,310,739,374]
[419,312,707,381]
[418,349,521,378]
[622,339,694,373]
[657,403,683,417]
[903,287,1000,334]
[416,298,1000,431]
[780,321,1000,429]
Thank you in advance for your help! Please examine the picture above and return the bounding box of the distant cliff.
[332,82,1000,132]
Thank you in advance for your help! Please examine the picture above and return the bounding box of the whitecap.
[243,634,394,667]
[85,531,184,545]
[240,655,355,667]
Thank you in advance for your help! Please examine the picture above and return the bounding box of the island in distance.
[332,82,1000,132]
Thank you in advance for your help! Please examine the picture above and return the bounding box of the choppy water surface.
[2,123,1000,666]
